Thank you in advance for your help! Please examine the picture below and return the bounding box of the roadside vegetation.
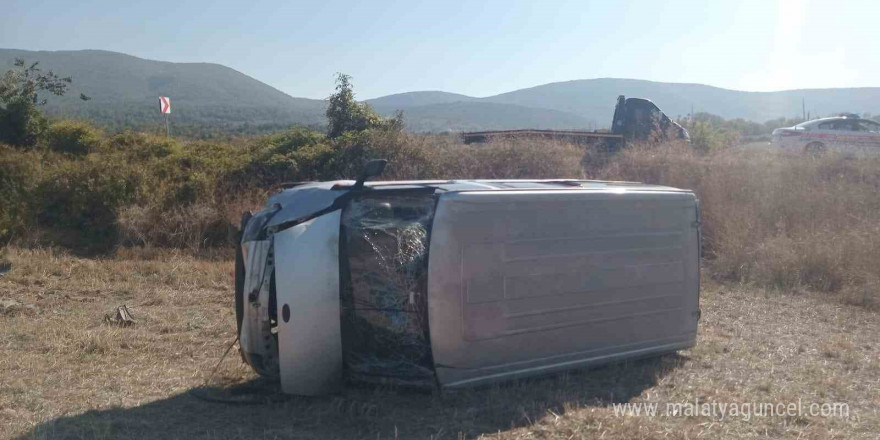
[2,63,879,309]
[2,60,879,439]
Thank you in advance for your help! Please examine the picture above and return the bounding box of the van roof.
[293,179,688,193]
[262,179,693,232]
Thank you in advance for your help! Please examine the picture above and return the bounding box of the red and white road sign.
[159,96,171,114]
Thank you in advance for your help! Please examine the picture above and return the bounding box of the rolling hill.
[389,101,591,132]
[0,49,328,134]
[480,78,880,123]
[366,91,477,113]
[368,79,880,128]
[3,49,880,134]
[364,92,593,131]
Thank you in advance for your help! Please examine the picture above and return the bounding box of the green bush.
[0,145,42,241]
[687,121,740,152]
[258,127,325,155]
[106,130,183,160]
[355,130,432,180]
[143,141,248,208]
[0,101,49,148]
[44,120,101,155]
[36,157,140,248]
[229,127,332,187]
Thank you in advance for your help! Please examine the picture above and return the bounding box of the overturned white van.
[235,161,701,395]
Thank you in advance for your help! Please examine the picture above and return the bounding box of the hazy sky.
[1,0,875,99]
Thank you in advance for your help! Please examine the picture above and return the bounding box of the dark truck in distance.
[462,95,689,149]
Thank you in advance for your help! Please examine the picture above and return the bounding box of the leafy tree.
[0,59,87,147]
[325,73,402,138]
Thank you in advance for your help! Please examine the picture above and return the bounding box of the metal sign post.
[159,96,172,137]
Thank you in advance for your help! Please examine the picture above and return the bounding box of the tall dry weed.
[117,190,268,251]
[590,143,880,308]
[422,137,585,179]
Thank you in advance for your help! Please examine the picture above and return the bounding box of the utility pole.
[802,97,806,121]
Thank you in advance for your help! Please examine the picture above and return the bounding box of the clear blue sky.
[1,0,876,100]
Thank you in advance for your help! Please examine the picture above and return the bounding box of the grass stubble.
[0,247,877,438]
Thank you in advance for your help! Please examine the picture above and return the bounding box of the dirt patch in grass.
[1,248,877,439]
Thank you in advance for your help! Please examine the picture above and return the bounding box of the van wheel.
[804,142,825,156]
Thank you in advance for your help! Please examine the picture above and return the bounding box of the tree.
[0,59,88,147]
[325,73,402,138]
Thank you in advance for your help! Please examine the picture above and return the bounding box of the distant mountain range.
[0,48,326,135]
[2,49,879,134]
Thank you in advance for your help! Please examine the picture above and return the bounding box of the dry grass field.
[3,139,880,439]
[1,247,877,440]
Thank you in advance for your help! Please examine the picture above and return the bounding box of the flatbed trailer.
[462,129,622,145]
[462,95,688,148]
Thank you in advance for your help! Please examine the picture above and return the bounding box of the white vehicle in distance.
[772,115,880,156]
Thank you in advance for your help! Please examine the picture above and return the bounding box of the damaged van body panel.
[274,211,343,395]
[427,189,699,387]
[236,179,700,394]
[237,183,351,379]
[238,239,278,377]
[263,183,348,230]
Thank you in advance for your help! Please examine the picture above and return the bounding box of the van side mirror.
[352,159,387,190]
